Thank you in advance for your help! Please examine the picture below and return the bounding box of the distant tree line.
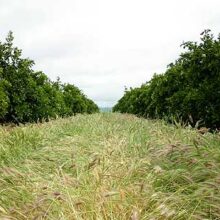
[113,30,220,130]
[0,31,99,123]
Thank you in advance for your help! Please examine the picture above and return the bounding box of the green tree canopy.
[0,31,99,123]
[113,30,220,130]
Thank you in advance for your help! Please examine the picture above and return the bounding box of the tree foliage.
[113,30,220,129]
[0,31,99,123]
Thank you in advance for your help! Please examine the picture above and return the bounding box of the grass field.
[0,113,220,220]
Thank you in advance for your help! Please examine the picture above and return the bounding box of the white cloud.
[1,0,220,106]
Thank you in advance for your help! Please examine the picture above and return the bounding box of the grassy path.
[0,113,220,219]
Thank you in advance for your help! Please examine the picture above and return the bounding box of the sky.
[0,0,220,107]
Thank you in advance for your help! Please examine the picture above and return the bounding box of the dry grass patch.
[0,113,220,219]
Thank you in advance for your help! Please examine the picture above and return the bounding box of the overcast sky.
[0,0,220,107]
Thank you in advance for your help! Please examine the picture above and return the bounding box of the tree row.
[0,32,99,123]
[113,30,220,129]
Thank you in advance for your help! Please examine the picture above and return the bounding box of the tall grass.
[0,113,220,219]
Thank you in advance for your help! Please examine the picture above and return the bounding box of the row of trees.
[0,31,99,123]
[113,30,220,129]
